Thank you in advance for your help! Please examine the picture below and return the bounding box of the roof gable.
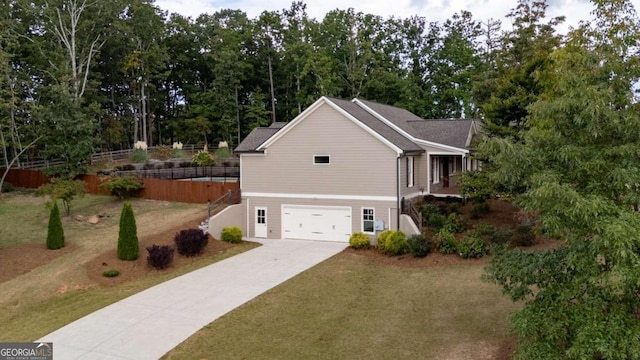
[254,97,410,154]
[235,96,480,154]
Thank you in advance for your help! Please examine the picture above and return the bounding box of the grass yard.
[0,191,258,341]
[164,251,520,360]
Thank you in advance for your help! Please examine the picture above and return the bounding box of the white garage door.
[282,205,352,242]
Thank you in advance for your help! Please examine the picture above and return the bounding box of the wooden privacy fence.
[1,169,240,204]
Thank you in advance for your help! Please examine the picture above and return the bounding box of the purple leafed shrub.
[174,229,209,257]
[146,245,175,269]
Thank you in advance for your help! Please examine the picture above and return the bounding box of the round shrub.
[146,245,175,269]
[117,202,139,260]
[46,201,65,250]
[376,230,394,253]
[457,231,487,258]
[221,226,242,243]
[102,269,120,277]
[193,150,214,166]
[349,232,370,249]
[442,213,466,233]
[470,201,490,219]
[383,231,408,256]
[131,148,149,163]
[512,223,536,247]
[407,234,431,258]
[174,229,209,256]
[434,229,457,254]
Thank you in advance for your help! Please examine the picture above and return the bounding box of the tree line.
[1,0,562,176]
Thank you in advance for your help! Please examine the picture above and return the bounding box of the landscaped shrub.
[434,229,457,254]
[512,223,536,247]
[442,213,467,233]
[131,148,149,163]
[46,201,65,250]
[376,229,394,253]
[100,176,144,200]
[146,245,175,269]
[470,201,490,219]
[36,178,86,215]
[1,182,15,193]
[383,231,408,256]
[220,226,242,244]
[178,161,193,168]
[102,269,120,277]
[457,231,486,258]
[421,203,446,230]
[143,162,156,170]
[193,150,214,166]
[215,146,231,159]
[476,223,513,245]
[349,232,370,249]
[152,145,173,161]
[175,229,209,256]
[446,202,461,215]
[164,161,175,169]
[407,234,431,258]
[117,202,139,260]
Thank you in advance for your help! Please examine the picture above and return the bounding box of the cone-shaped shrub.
[46,201,65,250]
[117,202,139,260]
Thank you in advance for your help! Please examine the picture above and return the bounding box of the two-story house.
[210,96,480,243]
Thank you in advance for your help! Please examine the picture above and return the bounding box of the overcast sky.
[154,0,640,34]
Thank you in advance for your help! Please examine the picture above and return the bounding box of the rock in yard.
[87,215,100,224]
[75,215,85,222]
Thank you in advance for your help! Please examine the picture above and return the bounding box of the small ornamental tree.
[46,201,65,249]
[117,202,139,260]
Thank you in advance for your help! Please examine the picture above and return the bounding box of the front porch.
[428,154,468,197]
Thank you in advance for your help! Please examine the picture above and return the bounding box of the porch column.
[426,154,431,194]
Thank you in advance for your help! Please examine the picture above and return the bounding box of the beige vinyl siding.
[400,154,427,199]
[245,197,397,239]
[241,103,398,197]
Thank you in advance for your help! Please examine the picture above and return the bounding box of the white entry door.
[255,207,267,238]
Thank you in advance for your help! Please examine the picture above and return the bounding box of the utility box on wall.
[374,220,385,231]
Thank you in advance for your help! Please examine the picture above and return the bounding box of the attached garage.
[282,205,352,242]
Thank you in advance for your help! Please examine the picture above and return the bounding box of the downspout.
[396,154,401,231]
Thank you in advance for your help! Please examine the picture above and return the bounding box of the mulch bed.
[344,247,486,268]
[85,219,235,286]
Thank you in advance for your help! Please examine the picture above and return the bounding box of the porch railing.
[405,201,423,230]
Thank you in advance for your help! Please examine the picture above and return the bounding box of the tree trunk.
[268,56,276,124]
[141,81,147,144]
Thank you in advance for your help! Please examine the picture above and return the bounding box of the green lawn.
[0,191,195,248]
[164,252,520,360]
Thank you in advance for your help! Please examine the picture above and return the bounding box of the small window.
[362,208,374,233]
[313,155,330,164]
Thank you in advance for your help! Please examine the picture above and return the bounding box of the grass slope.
[164,252,519,360]
[0,242,258,341]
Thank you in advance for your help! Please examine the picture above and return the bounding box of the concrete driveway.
[38,239,347,360]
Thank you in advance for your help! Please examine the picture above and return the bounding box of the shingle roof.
[235,127,279,153]
[354,98,423,138]
[355,98,476,150]
[408,119,475,149]
[326,97,424,153]
[270,122,287,128]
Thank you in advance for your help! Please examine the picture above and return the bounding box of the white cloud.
[155,0,637,33]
